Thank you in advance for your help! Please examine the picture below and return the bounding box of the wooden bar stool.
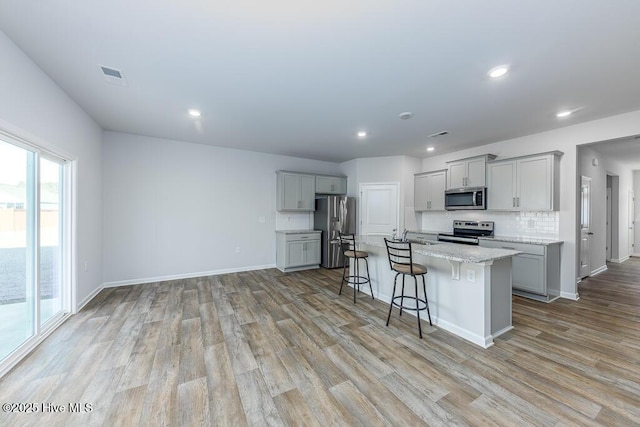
[383,238,432,338]
[339,233,374,303]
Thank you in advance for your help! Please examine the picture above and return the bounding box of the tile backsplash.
[419,210,559,239]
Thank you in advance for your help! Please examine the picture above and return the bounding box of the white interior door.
[628,190,635,255]
[579,176,591,279]
[360,183,399,236]
[606,187,612,261]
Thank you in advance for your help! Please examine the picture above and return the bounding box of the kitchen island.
[354,236,520,348]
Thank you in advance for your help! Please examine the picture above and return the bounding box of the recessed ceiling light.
[426,146,435,152]
[357,131,367,138]
[188,109,201,117]
[399,112,413,120]
[556,110,572,118]
[488,65,509,78]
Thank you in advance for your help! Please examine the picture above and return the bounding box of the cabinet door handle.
[502,246,516,250]
[297,200,302,208]
[331,184,335,191]
[513,197,516,207]
[517,197,520,207]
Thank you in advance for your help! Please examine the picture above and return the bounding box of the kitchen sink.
[408,239,438,245]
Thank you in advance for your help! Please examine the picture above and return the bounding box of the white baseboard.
[610,256,630,263]
[590,265,608,276]
[347,284,494,348]
[102,264,277,288]
[76,284,105,312]
[560,291,580,300]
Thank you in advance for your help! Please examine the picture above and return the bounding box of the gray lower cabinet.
[479,239,562,301]
[276,231,321,272]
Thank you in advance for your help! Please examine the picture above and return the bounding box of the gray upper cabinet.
[487,151,562,211]
[276,171,316,211]
[415,170,446,211]
[315,175,347,195]
[446,154,496,189]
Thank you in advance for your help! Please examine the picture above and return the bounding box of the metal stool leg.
[399,274,405,316]
[423,274,432,326]
[386,273,399,326]
[414,276,422,338]
[339,257,347,295]
[364,257,374,299]
[353,257,358,303]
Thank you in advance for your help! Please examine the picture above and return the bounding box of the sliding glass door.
[0,138,68,364]
[39,157,64,326]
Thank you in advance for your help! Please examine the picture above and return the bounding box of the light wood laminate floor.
[1,259,640,426]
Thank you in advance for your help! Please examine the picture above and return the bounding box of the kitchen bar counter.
[352,236,520,348]
[359,235,520,264]
[479,236,563,245]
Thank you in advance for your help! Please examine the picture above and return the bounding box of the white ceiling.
[1,1,640,163]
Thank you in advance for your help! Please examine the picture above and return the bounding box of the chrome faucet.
[402,229,408,242]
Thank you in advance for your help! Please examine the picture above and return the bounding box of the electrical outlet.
[235,247,241,253]
[287,216,291,222]
[83,262,88,272]
[258,216,266,223]
[466,269,475,282]
[528,219,535,228]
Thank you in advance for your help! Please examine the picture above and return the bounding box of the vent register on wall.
[275,171,349,272]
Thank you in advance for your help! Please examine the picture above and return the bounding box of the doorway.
[579,176,592,279]
[359,183,399,236]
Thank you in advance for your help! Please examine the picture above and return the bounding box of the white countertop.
[358,235,521,264]
[479,236,563,245]
[275,229,321,234]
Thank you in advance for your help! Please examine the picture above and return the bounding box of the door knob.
[587,232,594,235]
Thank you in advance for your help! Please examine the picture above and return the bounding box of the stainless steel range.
[437,220,494,245]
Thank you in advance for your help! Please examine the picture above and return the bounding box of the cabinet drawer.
[479,240,545,255]
[284,232,320,242]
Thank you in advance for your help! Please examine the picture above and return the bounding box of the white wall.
[102,132,341,285]
[419,109,640,299]
[0,30,103,309]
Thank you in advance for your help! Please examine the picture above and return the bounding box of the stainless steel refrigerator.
[314,196,356,268]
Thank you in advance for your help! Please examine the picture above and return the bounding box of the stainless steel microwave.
[444,187,487,210]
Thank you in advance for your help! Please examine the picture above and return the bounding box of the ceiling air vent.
[99,65,127,86]
[428,131,449,138]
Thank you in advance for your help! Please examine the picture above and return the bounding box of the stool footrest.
[391,295,429,312]
[344,275,371,286]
